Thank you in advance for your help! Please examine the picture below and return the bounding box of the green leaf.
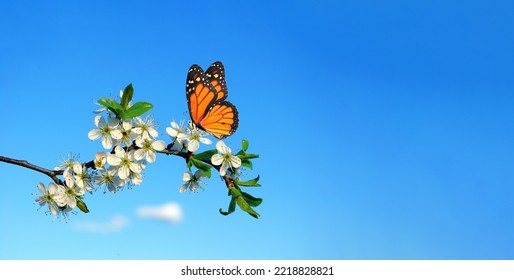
[97,98,124,118]
[242,139,249,152]
[236,175,261,187]
[193,149,217,162]
[190,157,212,178]
[186,159,193,170]
[199,168,211,178]
[120,83,134,110]
[231,188,260,219]
[122,101,153,118]
[235,194,260,219]
[231,187,242,196]
[228,196,237,212]
[238,153,259,160]
[97,98,110,108]
[242,191,263,207]
[241,159,253,169]
[219,196,237,216]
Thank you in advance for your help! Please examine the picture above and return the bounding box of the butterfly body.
[186,61,238,139]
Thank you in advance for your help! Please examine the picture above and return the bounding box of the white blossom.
[179,170,206,192]
[73,163,93,192]
[134,138,165,163]
[88,115,123,149]
[35,182,60,216]
[132,116,159,140]
[93,166,122,193]
[54,179,84,209]
[184,124,212,152]
[107,146,142,180]
[211,141,241,176]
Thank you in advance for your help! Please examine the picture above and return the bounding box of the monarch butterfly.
[186,61,239,139]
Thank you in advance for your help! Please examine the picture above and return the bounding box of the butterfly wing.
[199,101,239,139]
[186,63,239,139]
[205,61,228,101]
[186,64,218,125]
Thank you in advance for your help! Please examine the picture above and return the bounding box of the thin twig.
[158,148,237,189]
[0,156,63,185]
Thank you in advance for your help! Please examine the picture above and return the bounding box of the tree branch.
[0,156,63,185]
[158,148,236,189]
[2,146,235,191]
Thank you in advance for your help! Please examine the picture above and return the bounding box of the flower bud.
[76,200,90,213]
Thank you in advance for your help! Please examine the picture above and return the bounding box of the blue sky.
[1,0,514,259]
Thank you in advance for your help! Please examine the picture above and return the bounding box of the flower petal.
[68,196,77,209]
[107,154,121,166]
[66,176,75,188]
[107,117,119,127]
[110,129,123,140]
[188,140,199,152]
[37,182,46,194]
[74,186,85,196]
[131,172,143,185]
[230,155,242,168]
[114,145,125,157]
[219,162,228,176]
[152,140,166,151]
[116,176,127,187]
[95,115,105,127]
[129,162,142,174]
[53,186,67,207]
[182,171,192,182]
[148,127,158,138]
[166,127,177,137]
[118,166,129,179]
[215,141,226,153]
[211,154,224,166]
[179,182,189,193]
[132,127,143,135]
[72,163,82,174]
[88,129,102,140]
[101,136,114,149]
[194,170,206,179]
[135,138,144,148]
[190,182,200,192]
[146,151,156,163]
[134,149,145,161]
[93,107,106,114]
[122,121,132,130]
[200,137,212,145]
[49,203,60,216]
[48,183,58,194]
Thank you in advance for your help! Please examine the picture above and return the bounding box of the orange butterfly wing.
[205,61,228,101]
[199,101,239,139]
[186,63,238,139]
[186,64,217,124]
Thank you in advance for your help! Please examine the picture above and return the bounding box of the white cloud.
[73,215,129,233]
[136,202,183,223]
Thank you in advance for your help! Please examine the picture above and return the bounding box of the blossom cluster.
[35,91,165,216]
[87,114,165,188]
[34,87,249,218]
[166,121,242,192]
[165,120,211,153]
